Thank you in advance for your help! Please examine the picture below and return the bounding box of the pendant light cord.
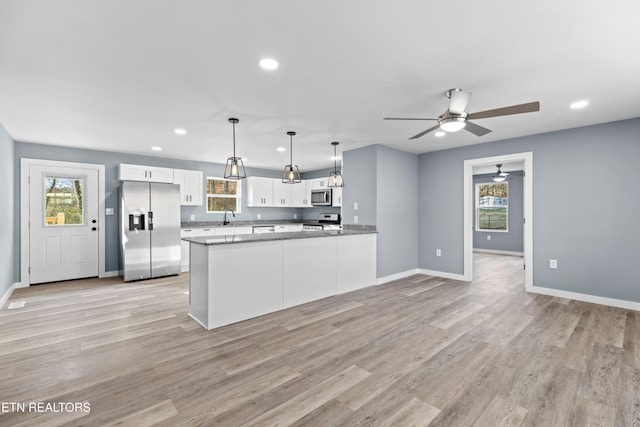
[232,122,236,159]
[290,134,293,166]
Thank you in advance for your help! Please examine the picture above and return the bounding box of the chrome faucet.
[223,209,235,225]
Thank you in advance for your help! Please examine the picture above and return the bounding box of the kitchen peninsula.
[184,230,377,330]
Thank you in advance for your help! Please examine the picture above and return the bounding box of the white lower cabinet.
[207,241,284,328]
[337,234,377,293]
[180,229,195,272]
[283,238,337,308]
[215,226,253,236]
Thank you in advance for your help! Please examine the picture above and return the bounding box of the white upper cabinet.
[273,180,294,207]
[291,180,311,207]
[173,169,203,206]
[118,164,174,183]
[310,178,328,190]
[331,187,342,207]
[247,177,274,207]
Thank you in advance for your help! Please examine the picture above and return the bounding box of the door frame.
[463,152,533,290]
[20,158,106,286]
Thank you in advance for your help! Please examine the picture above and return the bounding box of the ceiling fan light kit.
[384,88,540,140]
[224,118,246,180]
[282,131,301,184]
[492,163,509,182]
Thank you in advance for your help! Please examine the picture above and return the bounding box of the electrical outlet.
[257,214,261,220]
[436,249,442,257]
[550,259,557,269]
[105,208,114,216]
[190,214,195,220]
[354,215,359,224]
[487,234,491,240]
[293,214,297,219]
[354,202,358,211]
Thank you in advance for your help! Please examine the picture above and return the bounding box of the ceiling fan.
[384,88,540,140]
[492,164,509,182]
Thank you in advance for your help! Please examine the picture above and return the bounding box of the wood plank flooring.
[1,253,639,426]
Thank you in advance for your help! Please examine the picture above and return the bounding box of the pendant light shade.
[224,118,246,180]
[327,141,344,187]
[282,131,301,184]
[492,163,508,182]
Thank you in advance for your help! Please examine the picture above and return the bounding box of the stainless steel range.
[303,213,342,231]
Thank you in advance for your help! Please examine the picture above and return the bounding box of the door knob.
[92,219,97,223]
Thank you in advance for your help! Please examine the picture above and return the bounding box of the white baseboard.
[473,248,524,257]
[417,268,467,282]
[529,285,640,312]
[100,271,120,278]
[376,269,420,285]
[1,283,19,309]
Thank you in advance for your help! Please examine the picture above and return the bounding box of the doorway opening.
[463,152,533,290]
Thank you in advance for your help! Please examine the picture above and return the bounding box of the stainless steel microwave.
[311,189,332,206]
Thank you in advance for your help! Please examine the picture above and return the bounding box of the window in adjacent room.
[206,177,241,213]
[476,182,508,231]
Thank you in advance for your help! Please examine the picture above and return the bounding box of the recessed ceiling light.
[259,58,279,70]
[277,147,286,152]
[435,131,446,137]
[151,146,162,151]
[570,100,589,109]
[174,128,187,135]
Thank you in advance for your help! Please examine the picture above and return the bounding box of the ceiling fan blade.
[448,90,472,115]
[464,121,492,136]
[409,124,441,140]
[467,101,540,120]
[384,117,437,121]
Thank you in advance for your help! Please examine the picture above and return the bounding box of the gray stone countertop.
[183,229,376,246]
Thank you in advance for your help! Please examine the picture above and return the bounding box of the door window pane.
[44,176,84,226]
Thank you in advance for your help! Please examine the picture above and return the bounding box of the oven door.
[311,189,332,206]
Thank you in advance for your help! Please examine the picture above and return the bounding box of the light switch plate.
[354,215,358,224]
[354,202,358,210]
[105,208,114,216]
[190,214,195,220]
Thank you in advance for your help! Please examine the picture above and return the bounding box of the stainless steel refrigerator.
[120,181,181,282]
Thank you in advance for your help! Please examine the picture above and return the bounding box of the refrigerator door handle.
[148,211,154,230]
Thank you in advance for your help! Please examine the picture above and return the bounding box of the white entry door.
[29,164,100,284]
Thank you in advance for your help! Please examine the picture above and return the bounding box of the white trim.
[417,268,466,281]
[473,248,524,257]
[464,152,533,288]
[0,283,19,308]
[101,271,120,278]
[20,158,107,285]
[530,285,640,312]
[376,269,420,285]
[188,313,211,330]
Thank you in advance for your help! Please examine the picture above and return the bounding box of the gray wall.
[343,144,419,278]
[343,145,378,226]
[376,145,418,277]
[418,117,640,303]
[13,142,330,274]
[0,123,16,297]
[473,172,524,253]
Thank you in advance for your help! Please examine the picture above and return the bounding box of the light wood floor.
[1,253,638,426]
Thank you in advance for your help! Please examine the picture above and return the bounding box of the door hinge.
[523,218,525,224]
[523,264,526,270]
[28,176,31,184]
[28,267,30,274]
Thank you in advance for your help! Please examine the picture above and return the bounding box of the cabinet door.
[273,180,293,207]
[173,169,189,204]
[174,169,203,206]
[119,164,150,181]
[180,229,195,272]
[310,178,327,190]
[187,170,203,206]
[291,180,309,207]
[195,228,216,237]
[147,166,174,183]
[247,177,274,206]
[332,187,343,207]
[287,224,303,232]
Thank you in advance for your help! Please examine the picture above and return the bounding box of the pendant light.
[327,141,344,187]
[492,164,508,182]
[282,131,301,184]
[224,118,246,180]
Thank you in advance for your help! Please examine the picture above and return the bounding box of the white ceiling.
[1,1,639,171]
